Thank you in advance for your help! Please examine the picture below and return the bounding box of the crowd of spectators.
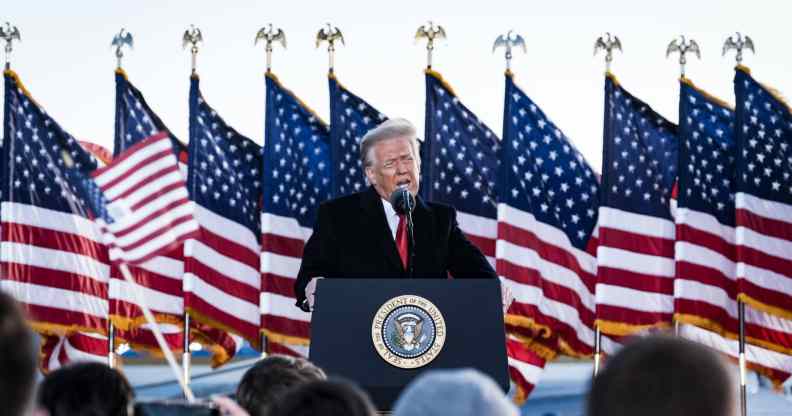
[0,291,737,416]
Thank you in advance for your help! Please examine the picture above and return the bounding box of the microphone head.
[389,186,415,214]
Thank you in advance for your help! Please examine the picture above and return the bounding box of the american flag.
[39,324,186,373]
[498,72,618,358]
[91,132,199,265]
[184,76,263,347]
[595,74,678,336]
[421,70,498,266]
[680,324,792,387]
[328,74,387,197]
[673,78,792,370]
[40,332,107,372]
[108,71,189,357]
[734,66,792,322]
[260,72,329,357]
[506,335,546,404]
[422,70,548,399]
[0,70,108,336]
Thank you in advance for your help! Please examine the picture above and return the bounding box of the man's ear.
[364,165,376,185]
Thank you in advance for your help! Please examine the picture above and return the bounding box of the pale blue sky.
[4,0,791,171]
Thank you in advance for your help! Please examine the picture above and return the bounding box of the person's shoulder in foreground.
[37,361,135,416]
[0,291,37,416]
[587,334,737,416]
[269,378,378,416]
[393,368,518,416]
[236,354,326,416]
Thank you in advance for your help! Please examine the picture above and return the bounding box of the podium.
[309,278,509,410]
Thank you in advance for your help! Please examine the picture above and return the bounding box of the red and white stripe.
[40,331,108,373]
[506,335,546,403]
[675,207,792,355]
[1,202,109,334]
[456,210,496,267]
[498,204,620,357]
[260,212,312,355]
[595,206,675,335]
[680,324,792,387]
[735,193,792,320]
[184,205,261,346]
[82,140,193,354]
[108,254,184,330]
[116,323,184,355]
[92,131,199,266]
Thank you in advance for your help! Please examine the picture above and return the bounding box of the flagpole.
[593,325,602,375]
[107,321,116,367]
[722,34,754,416]
[592,32,619,378]
[0,22,21,70]
[738,300,747,416]
[315,23,344,74]
[492,30,526,74]
[255,24,287,361]
[255,24,286,75]
[415,21,446,70]
[260,331,267,359]
[182,312,191,389]
[117,263,195,402]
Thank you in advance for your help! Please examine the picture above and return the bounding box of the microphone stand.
[405,193,415,278]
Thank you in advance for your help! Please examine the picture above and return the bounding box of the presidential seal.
[371,295,446,369]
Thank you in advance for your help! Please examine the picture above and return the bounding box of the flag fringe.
[261,328,310,347]
[504,314,553,339]
[675,313,792,356]
[28,321,105,338]
[737,294,792,322]
[3,69,40,107]
[115,336,184,358]
[737,65,792,115]
[594,319,670,337]
[110,313,182,332]
[680,77,734,110]
[185,306,260,350]
[506,331,558,361]
[189,330,233,368]
[424,69,459,98]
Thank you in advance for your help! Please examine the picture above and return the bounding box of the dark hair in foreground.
[269,379,377,416]
[0,291,37,416]
[37,361,135,416]
[236,354,327,416]
[587,335,736,416]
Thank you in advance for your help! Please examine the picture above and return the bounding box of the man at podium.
[295,118,499,312]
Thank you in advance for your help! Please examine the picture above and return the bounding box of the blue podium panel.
[309,278,508,410]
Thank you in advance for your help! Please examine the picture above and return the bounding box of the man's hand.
[305,276,324,311]
[500,280,514,314]
[211,396,250,416]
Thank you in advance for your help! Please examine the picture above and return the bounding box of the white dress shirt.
[381,198,400,240]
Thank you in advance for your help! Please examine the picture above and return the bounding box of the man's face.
[365,136,420,200]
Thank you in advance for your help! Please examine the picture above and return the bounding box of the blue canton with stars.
[2,72,100,216]
[262,74,331,229]
[500,74,599,250]
[421,71,499,219]
[115,71,186,157]
[329,75,387,197]
[734,68,792,205]
[677,81,736,227]
[601,76,678,220]
[187,77,263,234]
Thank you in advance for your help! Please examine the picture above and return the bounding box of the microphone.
[388,186,415,215]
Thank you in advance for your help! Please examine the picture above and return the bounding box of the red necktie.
[395,214,408,269]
